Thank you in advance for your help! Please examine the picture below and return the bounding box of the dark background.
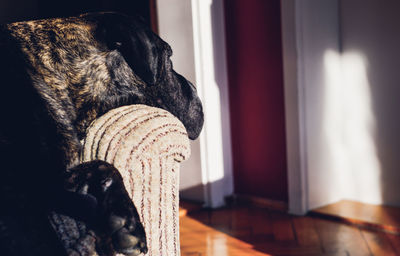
[0,0,157,32]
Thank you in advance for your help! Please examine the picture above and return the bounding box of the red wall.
[224,0,288,202]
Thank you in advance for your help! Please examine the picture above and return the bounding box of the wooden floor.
[179,205,400,256]
[311,200,400,234]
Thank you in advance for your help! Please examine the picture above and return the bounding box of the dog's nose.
[176,74,204,140]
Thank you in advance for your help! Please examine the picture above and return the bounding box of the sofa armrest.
[82,104,190,256]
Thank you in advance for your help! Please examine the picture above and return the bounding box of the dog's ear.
[95,14,163,85]
[118,28,164,86]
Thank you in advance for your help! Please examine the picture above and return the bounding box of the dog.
[0,12,203,256]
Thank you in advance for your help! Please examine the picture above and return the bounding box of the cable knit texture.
[49,104,190,256]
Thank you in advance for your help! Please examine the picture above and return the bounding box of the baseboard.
[226,194,288,212]
[179,200,203,217]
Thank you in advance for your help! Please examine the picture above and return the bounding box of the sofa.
[49,104,191,256]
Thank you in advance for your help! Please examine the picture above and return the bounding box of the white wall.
[157,0,234,207]
[339,0,400,207]
[282,0,341,213]
[156,0,204,202]
[191,0,234,208]
[282,0,400,214]
[299,0,343,210]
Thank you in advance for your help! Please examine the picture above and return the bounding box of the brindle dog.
[0,12,203,256]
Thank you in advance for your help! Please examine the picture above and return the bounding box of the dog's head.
[84,12,203,140]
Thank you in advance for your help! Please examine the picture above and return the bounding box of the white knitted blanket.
[49,105,190,256]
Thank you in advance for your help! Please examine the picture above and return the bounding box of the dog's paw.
[103,185,148,256]
[108,216,147,256]
[66,160,148,255]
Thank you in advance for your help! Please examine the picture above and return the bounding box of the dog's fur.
[0,12,203,256]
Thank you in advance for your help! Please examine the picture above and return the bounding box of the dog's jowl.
[0,12,203,256]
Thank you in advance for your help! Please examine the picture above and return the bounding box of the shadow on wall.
[336,0,400,208]
[322,44,400,208]
[180,179,226,207]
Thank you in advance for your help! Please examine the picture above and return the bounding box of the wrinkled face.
[90,13,204,140]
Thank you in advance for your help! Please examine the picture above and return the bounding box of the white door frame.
[281,0,341,215]
[191,0,234,208]
[281,0,308,215]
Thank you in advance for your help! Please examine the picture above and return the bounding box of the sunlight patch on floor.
[180,216,271,256]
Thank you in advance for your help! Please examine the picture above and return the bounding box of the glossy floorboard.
[311,200,400,234]
[179,205,400,256]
